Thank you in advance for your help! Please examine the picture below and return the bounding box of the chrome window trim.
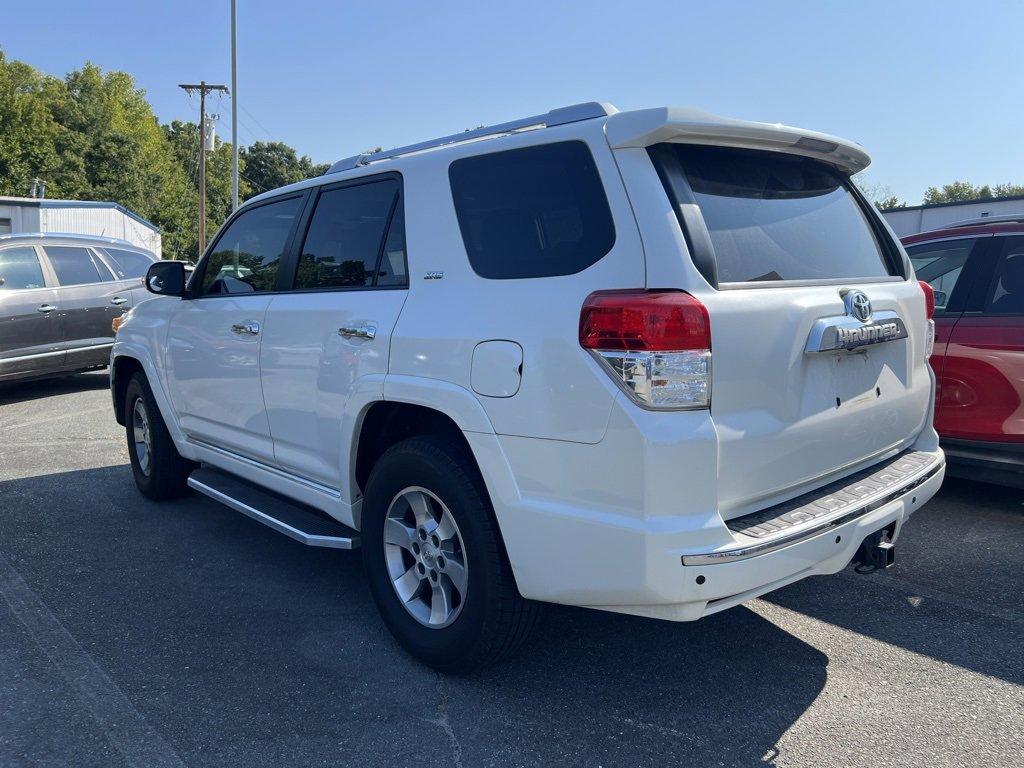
[681,455,943,566]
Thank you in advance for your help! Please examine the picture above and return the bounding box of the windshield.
[654,144,894,283]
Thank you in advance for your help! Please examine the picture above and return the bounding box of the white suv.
[111,102,945,670]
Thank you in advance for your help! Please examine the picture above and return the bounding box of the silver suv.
[0,233,158,383]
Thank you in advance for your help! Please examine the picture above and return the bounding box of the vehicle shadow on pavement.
[0,371,110,407]
[1,464,825,767]
[765,478,1024,687]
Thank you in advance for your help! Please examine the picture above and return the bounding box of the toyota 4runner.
[111,102,945,670]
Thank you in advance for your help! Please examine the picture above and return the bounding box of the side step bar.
[187,467,360,549]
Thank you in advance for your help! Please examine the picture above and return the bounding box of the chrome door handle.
[338,324,376,340]
[231,321,260,336]
[37,304,57,313]
[111,296,128,306]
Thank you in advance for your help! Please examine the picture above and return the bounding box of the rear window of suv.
[653,144,894,284]
[449,141,615,279]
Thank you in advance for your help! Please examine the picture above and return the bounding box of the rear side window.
[983,236,1024,315]
[201,196,301,295]
[655,144,893,284]
[294,178,402,290]
[0,246,45,290]
[449,141,615,279]
[45,246,112,286]
[101,247,155,279]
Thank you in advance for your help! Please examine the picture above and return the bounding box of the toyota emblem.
[844,290,872,322]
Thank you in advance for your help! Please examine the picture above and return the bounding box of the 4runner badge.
[805,290,909,354]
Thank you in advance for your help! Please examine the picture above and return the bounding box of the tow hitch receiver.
[853,523,897,571]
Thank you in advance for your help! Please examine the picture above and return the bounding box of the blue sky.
[4,0,1022,203]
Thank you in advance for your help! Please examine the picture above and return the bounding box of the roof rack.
[933,214,1024,230]
[327,101,618,174]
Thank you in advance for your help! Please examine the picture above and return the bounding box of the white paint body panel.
[260,289,407,490]
[114,104,944,622]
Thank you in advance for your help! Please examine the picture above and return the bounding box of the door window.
[0,246,46,290]
[908,238,977,313]
[982,236,1024,315]
[294,179,401,290]
[200,196,302,295]
[44,245,112,286]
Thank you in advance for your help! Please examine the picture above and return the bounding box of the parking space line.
[0,550,186,768]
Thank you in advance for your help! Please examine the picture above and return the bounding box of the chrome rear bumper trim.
[682,455,943,566]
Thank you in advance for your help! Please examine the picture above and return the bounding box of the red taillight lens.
[579,290,711,351]
[918,280,935,320]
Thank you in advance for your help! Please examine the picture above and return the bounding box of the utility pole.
[179,81,229,254]
[231,0,239,211]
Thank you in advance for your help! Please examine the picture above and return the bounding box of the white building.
[882,194,1024,238]
[0,197,161,255]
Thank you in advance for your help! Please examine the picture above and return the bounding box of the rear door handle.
[111,296,128,306]
[338,324,376,340]
[231,321,260,336]
[37,304,57,313]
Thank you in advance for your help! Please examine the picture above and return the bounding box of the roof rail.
[327,101,618,174]
[932,213,1024,231]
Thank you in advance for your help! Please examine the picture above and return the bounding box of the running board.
[187,467,359,549]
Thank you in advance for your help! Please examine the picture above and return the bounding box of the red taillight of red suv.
[580,290,711,409]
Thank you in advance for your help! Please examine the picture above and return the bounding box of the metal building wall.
[883,197,1024,237]
[38,206,161,254]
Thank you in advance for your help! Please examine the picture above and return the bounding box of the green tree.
[240,140,325,198]
[164,120,250,257]
[923,181,993,204]
[875,195,905,211]
[0,51,62,196]
[992,183,1024,198]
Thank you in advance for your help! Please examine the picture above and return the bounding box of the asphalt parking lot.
[1,371,1022,768]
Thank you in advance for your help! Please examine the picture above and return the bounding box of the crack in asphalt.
[425,672,464,768]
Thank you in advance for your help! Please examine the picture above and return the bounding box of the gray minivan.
[0,233,158,383]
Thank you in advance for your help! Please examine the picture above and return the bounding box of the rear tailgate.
[608,110,933,517]
[704,280,931,518]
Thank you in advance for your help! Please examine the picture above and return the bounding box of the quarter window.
[908,239,977,313]
[449,141,616,279]
[294,179,401,290]
[100,247,156,279]
[45,246,111,286]
[0,246,45,290]
[201,196,301,295]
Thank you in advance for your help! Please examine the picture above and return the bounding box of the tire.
[124,372,194,500]
[362,436,541,672]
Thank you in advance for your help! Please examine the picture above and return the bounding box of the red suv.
[904,217,1024,487]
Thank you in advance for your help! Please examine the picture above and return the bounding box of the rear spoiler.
[604,107,870,175]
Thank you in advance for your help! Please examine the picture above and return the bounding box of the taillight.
[918,280,935,320]
[918,280,936,357]
[580,290,711,410]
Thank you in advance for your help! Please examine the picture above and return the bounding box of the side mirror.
[145,261,187,297]
[0,276,5,288]
[933,289,948,308]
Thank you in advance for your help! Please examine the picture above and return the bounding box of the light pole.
[231,0,239,211]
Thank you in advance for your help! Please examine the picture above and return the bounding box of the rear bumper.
[475,425,945,620]
[943,438,1024,489]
